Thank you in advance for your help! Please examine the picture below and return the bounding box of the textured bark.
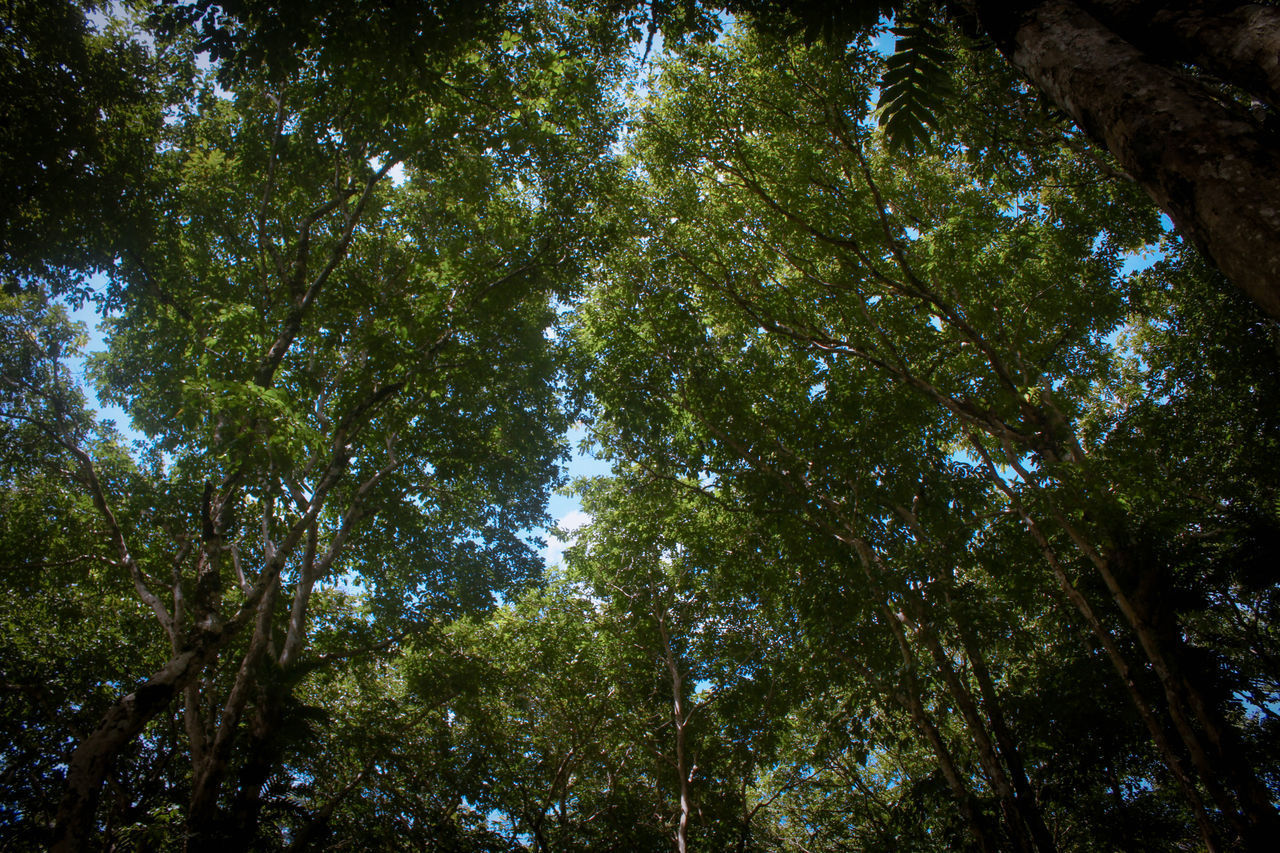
[975,0,1280,319]
[50,642,224,852]
[1084,1,1280,106]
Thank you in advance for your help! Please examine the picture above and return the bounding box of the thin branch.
[255,157,399,389]
[279,456,399,669]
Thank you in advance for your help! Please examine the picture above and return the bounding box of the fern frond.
[876,15,955,152]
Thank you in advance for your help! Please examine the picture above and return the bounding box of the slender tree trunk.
[970,438,1222,851]
[837,539,997,850]
[891,503,1056,853]
[973,0,1280,318]
[953,612,1059,853]
[895,496,1058,853]
[1000,444,1279,845]
[906,603,1044,853]
[1085,545,1275,844]
[656,610,692,853]
[881,605,995,853]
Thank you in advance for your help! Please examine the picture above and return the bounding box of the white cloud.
[556,509,592,533]
[543,510,592,567]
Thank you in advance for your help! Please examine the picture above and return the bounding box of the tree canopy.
[2,1,1279,851]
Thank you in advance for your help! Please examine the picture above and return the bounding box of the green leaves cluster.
[2,3,1279,851]
[875,16,955,151]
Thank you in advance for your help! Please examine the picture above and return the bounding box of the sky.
[68,291,133,431]
[541,424,611,568]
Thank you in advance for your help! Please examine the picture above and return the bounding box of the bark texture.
[975,0,1280,319]
[1085,1,1280,106]
[50,643,223,852]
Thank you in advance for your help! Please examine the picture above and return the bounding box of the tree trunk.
[974,0,1280,318]
[906,603,1046,853]
[52,450,353,850]
[227,685,285,848]
[1084,1,1280,107]
[51,641,224,852]
[883,607,995,853]
[656,610,692,853]
[186,578,281,851]
[1003,443,1280,845]
[953,613,1059,853]
[970,439,1222,851]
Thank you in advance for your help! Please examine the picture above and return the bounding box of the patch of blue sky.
[863,15,898,118]
[65,277,139,441]
[367,156,408,187]
[539,423,612,568]
[871,24,897,58]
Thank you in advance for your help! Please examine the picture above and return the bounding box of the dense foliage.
[2,1,1278,851]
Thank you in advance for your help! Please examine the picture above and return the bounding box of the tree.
[5,3,1280,850]
[0,0,191,297]
[566,474,803,853]
[0,2,625,847]
[571,25,1279,849]
[716,0,1280,319]
[0,295,185,847]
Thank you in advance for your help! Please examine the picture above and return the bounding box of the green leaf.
[875,17,956,152]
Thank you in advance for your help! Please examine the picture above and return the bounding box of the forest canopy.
[2,1,1279,851]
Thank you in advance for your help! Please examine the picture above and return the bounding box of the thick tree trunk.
[1084,1,1280,106]
[50,641,224,852]
[186,579,281,851]
[227,685,286,848]
[975,0,1280,319]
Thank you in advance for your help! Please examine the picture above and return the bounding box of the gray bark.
[1084,1,1280,106]
[975,0,1280,319]
[50,643,223,852]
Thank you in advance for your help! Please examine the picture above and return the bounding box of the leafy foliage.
[875,15,956,151]
[0,1,192,296]
[2,3,1279,851]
